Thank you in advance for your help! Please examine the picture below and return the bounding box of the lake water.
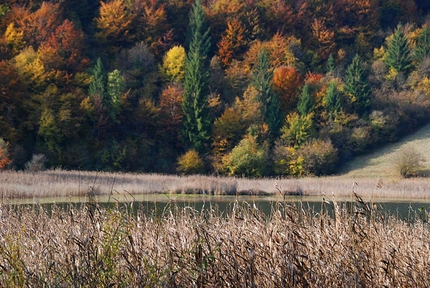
[4,194,430,220]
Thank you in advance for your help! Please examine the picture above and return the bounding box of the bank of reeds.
[0,197,429,287]
[1,169,430,200]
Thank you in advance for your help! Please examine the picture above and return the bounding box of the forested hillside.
[1,0,430,176]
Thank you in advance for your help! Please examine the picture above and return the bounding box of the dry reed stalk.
[0,198,429,286]
[1,170,430,200]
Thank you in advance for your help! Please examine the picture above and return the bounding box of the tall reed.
[0,197,429,286]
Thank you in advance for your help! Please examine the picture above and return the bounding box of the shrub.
[222,135,267,177]
[177,150,205,175]
[394,147,425,178]
[25,154,47,172]
[0,138,10,169]
[297,139,338,176]
[273,139,338,177]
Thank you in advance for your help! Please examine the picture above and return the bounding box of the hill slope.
[339,123,430,178]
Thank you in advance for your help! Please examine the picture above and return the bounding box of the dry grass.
[340,122,430,178]
[0,198,429,287]
[1,169,430,201]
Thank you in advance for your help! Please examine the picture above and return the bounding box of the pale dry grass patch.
[1,170,430,200]
[341,122,430,178]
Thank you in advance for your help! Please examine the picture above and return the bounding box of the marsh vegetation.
[0,196,429,287]
[1,170,430,201]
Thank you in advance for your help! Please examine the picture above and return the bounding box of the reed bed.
[1,170,430,200]
[0,197,429,287]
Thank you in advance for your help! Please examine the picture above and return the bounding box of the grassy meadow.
[340,122,430,178]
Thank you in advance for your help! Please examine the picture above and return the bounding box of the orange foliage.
[305,71,323,85]
[0,140,10,170]
[39,20,86,73]
[96,0,134,45]
[217,19,246,66]
[311,18,335,60]
[132,0,168,51]
[9,3,62,49]
[272,66,303,112]
[244,32,296,69]
[158,84,184,136]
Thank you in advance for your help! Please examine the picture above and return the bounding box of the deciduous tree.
[161,45,186,83]
[217,19,246,67]
[272,66,303,113]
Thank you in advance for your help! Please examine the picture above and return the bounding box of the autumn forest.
[1,0,430,176]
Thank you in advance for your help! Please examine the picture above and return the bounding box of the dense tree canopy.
[0,0,430,176]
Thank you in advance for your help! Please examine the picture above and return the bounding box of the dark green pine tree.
[325,81,341,118]
[251,48,281,137]
[384,25,413,74]
[182,0,212,154]
[266,93,282,138]
[297,84,314,116]
[251,49,272,116]
[344,54,371,116]
[416,26,430,61]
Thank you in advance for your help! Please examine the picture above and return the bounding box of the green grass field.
[339,122,430,178]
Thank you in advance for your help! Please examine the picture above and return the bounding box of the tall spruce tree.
[416,26,430,61]
[182,0,212,154]
[325,81,341,118]
[251,48,281,137]
[385,25,413,74]
[297,84,314,116]
[344,54,371,116]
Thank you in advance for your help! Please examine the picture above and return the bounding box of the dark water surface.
[4,194,430,220]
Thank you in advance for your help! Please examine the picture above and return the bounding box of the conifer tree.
[297,84,314,116]
[344,54,371,116]
[106,69,124,122]
[326,54,335,74]
[89,58,106,100]
[251,49,272,115]
[182,0,212,154]
[385,25,413,74]
[325,81,340,118]
[416,26,430,61]
[250,48,281,137]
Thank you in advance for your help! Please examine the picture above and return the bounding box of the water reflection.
[3,194,430,220]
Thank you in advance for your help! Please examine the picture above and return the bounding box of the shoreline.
[1,169,429,201]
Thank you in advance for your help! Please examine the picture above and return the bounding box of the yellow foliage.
[177,150,205,175]
[161,45,186,82]
[80,97,95,116]
[373,46,386,61]
[13,47,48,88]
[4,23,25,54]
[289,154,305,177]
[385,66,398,81]
[96,0,134,43]
[418,77,430,98]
